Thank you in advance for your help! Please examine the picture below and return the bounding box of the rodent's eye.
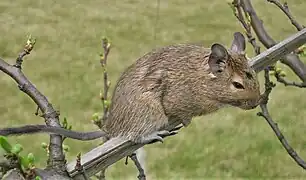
[245,71,253,79]
[232,81,245,89]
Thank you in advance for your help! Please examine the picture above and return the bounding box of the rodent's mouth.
[231,101,242,107]
[226,98,259,110]
[225,100,242,107]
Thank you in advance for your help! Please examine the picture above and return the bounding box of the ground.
[0,0,306,179]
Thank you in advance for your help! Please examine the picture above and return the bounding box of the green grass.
[1,0,306,179]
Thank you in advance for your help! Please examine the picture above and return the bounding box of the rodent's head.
[206,32,261,110]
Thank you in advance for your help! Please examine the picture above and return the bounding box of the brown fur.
[103,32,260,143]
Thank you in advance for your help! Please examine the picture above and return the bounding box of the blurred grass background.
[0,0,306,179]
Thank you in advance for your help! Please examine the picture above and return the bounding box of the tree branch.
[96,38,111,180]
[0,39,66,171]
[258,99,306,169]
[66,120,182,179]
[256,68,306,169]
[267,0,304,31]
[249,28,306,71]
[273,69,306,87]
[100,38,111,124]
[241,0,306,83]
[233,0,306,170]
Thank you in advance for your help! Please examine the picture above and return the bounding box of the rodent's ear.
[208,43,229,73]
[230,32,246,54]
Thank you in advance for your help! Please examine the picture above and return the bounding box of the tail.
[0,125,108,141]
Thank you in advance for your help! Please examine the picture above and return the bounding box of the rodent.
[0,32,261,144]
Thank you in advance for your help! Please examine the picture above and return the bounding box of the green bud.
[100,54,105,61]
[27,34,36,45]
[269,71,276,76]
[227,1,235,10]
[275,67,282,73]
[245,14,251,27]
[19,156,29,170]
[11,144,23,155]
[104,100,111,107]
[106,42,111,49]
[102,37,109,44]
[27,153,35,164]
[41,142,48,148]
[62,117,68,129]
[63,144,70,152]
[279,71,287,77]
[92,113,100,122]
[35,176,42,180]
[0,136,12,153]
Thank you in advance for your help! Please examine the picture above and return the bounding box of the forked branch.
[240,0,306,83]
[232,0,306,170]
[0,36,66,171]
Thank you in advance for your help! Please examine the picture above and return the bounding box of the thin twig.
[97,38,111,180]
[14,35,36,69]
[98,169,106,180]
[275,73,306,88]
[101,38,111,123]
[232,0,261,55]
[96,38,111,129]
[267,0,304,31]
[34,106,40,116]
[257,69,306,169]
[75,153,89,180]
[129,153,146,180]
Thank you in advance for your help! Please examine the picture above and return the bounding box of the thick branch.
[249,28,306,72]
[241,0,306,82]
[0,58,65,171]
[67,120,182,179]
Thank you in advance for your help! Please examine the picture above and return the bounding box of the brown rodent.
[0,32,261,144]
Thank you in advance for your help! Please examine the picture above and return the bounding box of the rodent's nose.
[244,98,259,110]
[250,98,260,109]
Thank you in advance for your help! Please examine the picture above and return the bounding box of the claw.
[138,127,182,145]
[139,132,164,144]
